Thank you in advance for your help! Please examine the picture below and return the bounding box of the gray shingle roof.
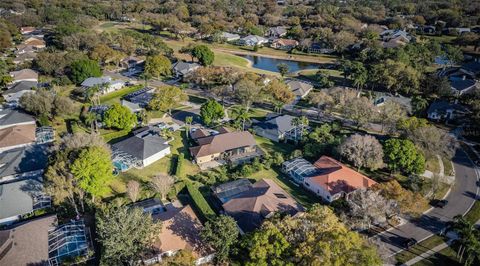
[254,114,296,137]
[285,79,313,97]
[80,76,112,87]
[0,176,43,220]
[0,145,49,178]
[112,131,169,160]
[427,101,469,115]
[450,78,476,92]
[0,109,35,128]
[4,81,37,94]
[172,61,200,76]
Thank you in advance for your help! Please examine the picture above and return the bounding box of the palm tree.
[185,116,193,138]
[291,116,309,143]
[273,101,284,114]
[291,117,301,143]
[84,112,97,132]
[452,215,480,265]
[233,108,250,131]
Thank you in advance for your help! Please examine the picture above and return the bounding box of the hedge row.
[175,153,184,178]
[185,181,216,221]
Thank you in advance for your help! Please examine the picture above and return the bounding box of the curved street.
[376,149,480,257]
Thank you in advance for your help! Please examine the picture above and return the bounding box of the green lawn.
[227,105,271,121]
[442,157,454,176]
[100,85,144,105]
[412,244,460,266]
[395,235,447,265]
[254,135,296,155]
[425,155,440,174]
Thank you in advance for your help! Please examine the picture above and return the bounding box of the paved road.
[376,149,480,257]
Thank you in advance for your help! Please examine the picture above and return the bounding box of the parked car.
[432,199,448,208]
[403,238,417,249]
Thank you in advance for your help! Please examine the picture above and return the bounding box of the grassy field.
[227,105,271,121]
[425,155,440,174]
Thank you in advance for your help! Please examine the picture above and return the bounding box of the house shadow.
[165,210,207,254]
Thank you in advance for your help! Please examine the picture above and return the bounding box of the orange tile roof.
[309,156,377,195]
[0,124,36,149]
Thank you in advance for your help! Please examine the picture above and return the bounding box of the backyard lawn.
[99,85,144,104]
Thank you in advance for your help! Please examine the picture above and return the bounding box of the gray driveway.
[376,149,480,257]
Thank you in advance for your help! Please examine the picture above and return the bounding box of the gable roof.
[189,131,257,158]
[254,114,296,136]
[0,109,35,128]
[112,131,169,160]
[308,156,377,195]
[23,37,45,46]
[9,69,38,82]
[222,179,303,232]
[172,61,200,76]
[0,145,49,178]
[4,81,37,94]
[0,124,36,149]
[273,39,299,46]
[0,177,44,220]
[0,215,56,265]
[268,26,288,36]
[121,99,143,112]
[220,32,241,40]
[285,79,313,97]
[242,35,268,43]
[190,128,210,140]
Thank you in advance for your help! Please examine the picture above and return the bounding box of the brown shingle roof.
[9,69,38,81]
[190,131,257,158]
[222,179,304,232]
[152,204,209,257]
[0,215,56,265]
[0,124,36,149]
[309,156,377,195]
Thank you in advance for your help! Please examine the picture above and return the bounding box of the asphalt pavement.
[376,148,480,257]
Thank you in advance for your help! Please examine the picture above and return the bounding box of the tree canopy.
[383,138,425,175]
[192,45,214,66]
[69,58,102,84]
[144,54,172,78]
[148,86,188,114]
[200,99,225,126]
[103,103,137,130]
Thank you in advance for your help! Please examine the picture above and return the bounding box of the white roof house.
[81,76,124,94]
[220,32,241,42]
[238,35,269,46]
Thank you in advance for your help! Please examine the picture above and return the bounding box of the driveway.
[375,149,480,257]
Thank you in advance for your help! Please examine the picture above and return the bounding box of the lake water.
[238,54,321,73]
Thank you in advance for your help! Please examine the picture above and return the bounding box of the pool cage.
[111,148,142,173]
[36,126,55,144]
[282,158,318,184]
[48,219,91,266]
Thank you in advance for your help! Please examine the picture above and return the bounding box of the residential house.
[112,127,171,167]
[283,156,377,202]
[285,79,314,103]
[237,35,269,46]
[449,77,477,96]
[427,101,470,121]
[0,108,36,130]
[219,32,241,42]
[254,114,305,142]
[218,178,304,233]
[23,37,46,49]
[380,29,412,48]
[140,201,214,265]
[0,176,51,225]
[2,80,36,105]
[172,61,200,79]
[271,39,299,50]
[266,26,288,38]
[120,56,144,71]
[47,219,92,265]
[9,69,38,83]
[20,26,36,35]
[13,51,37,64]
[15,44,37,55]
[124,87,156,107]
[0,124,36,152]
[0,145,49,180]
[121,99,144,113]
[0,215,56,265]
[308,42,335,54]
[212,178,252,203]
[189,130,261,167]
[81,76,125,94]
[373,95,412,113]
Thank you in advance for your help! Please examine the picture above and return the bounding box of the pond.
[238,54,321,73]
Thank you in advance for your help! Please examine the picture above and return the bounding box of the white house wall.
[303,178,333,202]
[143,147,171,167]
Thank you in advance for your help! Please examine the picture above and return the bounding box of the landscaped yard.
[99,85,144,104]
[109,130,200,195]
[395,235,448,265]
[227,105,271,121]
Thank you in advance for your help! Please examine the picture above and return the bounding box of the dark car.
[432,199,448,208]
[404,238,417,249]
